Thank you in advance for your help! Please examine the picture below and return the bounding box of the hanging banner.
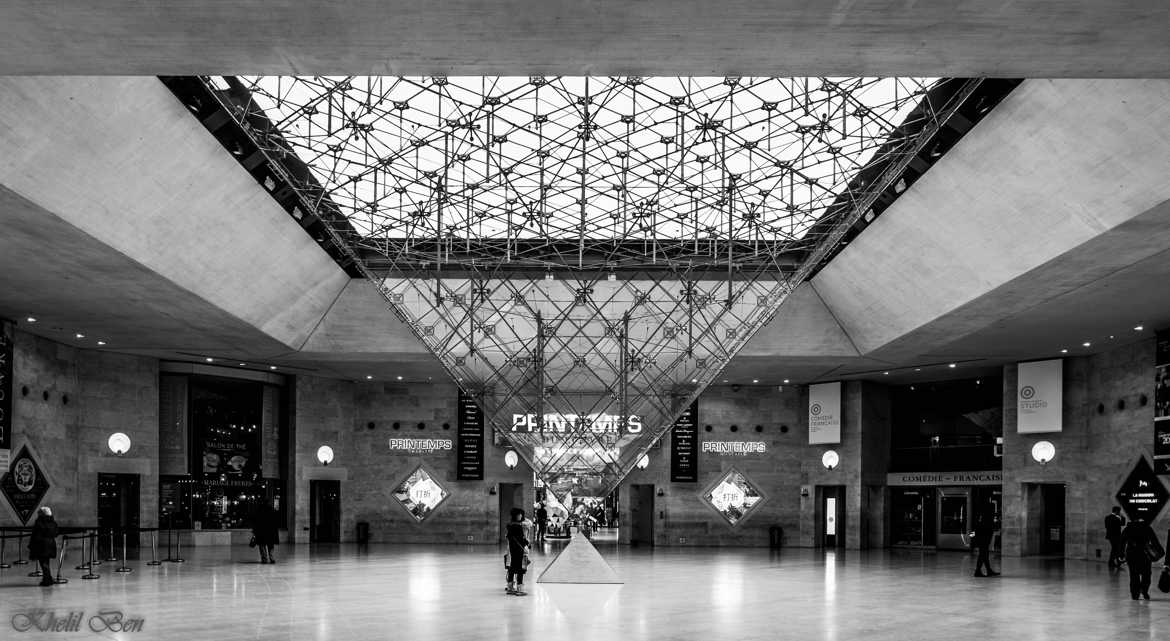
[0,319,13,452]
[808,382,841,444]
[1017,359,1062,433]
[670,401,699,482]
[1154,331,1170,474]
[456,391,484,480]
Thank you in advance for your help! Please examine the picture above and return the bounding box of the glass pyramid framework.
[198,75,981,498]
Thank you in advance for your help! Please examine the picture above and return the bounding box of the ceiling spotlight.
[397,376,403,381]
[691,378,698,383]
[752,379,759,383]
[239,363,247,366]
[269,365,277,370]
[948,363,956,368]
[205,357,214,362]
[782,379,789,384]
[1135,325,1144,331]
[1060,349,1068,354]
[97,341,106,346]
[914,368,921,372]
[366,375,373,380]
[544,271,555,281]
[883,371,889,375]
[26,317,36,323]
[1082,342,1091,347]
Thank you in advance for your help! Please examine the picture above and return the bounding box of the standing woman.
[1122,517,1159,600]
[505,508,530,596]
[29,506,59,586]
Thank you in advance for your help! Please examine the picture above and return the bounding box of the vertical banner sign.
[158,375,188,476]
[670,401,699,482]
[1154,331,1170,474]
[456,391,484,480]
[0,319,13,453]
[1017,359,1063,433]
[261,386,280,478]
[808,382,842,444]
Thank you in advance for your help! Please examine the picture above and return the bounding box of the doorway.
[629,484,655,546]
[97,473,141,549]
[816,485,846,548]
[309,480,341,543]
[498,483,525,543]
[1023,483,1065,556]
[936,487,971,550]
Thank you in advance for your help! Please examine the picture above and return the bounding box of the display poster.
[0,445,51,523]
[261,386,280,478]
[808,382,841,444]
[456,390,484,480]
[670,401,699,482]
[1017,359,1063,433]
[0,319,13,451]
[1154,331,1170,474]
[1115,457,1169,522]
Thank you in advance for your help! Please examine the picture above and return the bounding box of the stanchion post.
[115,530,132,573]
[75,530,90,570]
[104,528,117,562]
[0,533,9,569]
[147,528,161,566]
[82,531,99,579]
[54,536,69,584]
[14,530,29,565]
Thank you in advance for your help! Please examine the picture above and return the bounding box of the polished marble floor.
[0,539,1166,640]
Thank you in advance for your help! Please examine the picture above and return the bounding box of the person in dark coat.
[28,506,59,586]
[505,507,530,596]
[535,503,548,542]
[1122,517,1158,600]
[251,504,280,564]
[1105,506,1126,568]
[972,509,999,577]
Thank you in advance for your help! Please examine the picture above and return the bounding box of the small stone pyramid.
[536,532,623,584]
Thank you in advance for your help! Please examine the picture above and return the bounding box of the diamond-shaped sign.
[1115,457,1169,522]
[392,466,449,521]
[702,468,764,527]
[1,446,51,523]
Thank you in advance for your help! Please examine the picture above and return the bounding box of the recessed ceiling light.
[914,368,921,372]
[1109,335,1114,339]
[1060,349,1068,354]
[396,376,403,381]
[205,357,214,362]
[948,363,956,368]
[883,371,889,375]
[269,365,277,370]
[97,341,106,346]
[1082,342,1091,347]
[783,379,789,384]
[366,375,373,380]
[26,317,36,323]
[1134,325,1144,331]
[691,378,698,383]
[75,333,85,339]
[752,379,759,383]
[239,363,247,366]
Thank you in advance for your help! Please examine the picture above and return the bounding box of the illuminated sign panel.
[702,469,765,527]
[1116,457,1169,522]
[702,441,767,455]
[392,466,450,521]
[388,438,453,453]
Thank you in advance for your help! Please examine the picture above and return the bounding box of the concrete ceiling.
[3,77,1170,388]
[0,1,1168,76]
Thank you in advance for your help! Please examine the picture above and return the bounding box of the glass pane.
[940,496,967,534]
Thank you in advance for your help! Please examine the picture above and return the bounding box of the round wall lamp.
[317,445,335,466]
[504,450,519,470]
[1031,440,1055,465]
[822,450,840,471]
[636,454,650,470]
[107,432,132,456]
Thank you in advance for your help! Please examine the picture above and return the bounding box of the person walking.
[251,503,280,564]
[505,508,530,596]
[972,509,999,577]
[1105,506,1126,568]
[534,502,548,543]
[1121,517,1160,600]
[28,506,59,586]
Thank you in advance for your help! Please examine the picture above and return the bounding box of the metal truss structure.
[189,75,986,498]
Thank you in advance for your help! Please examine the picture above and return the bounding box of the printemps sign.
[510,413,643,434]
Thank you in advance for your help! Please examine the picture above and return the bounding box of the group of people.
[1105,506,1170,600]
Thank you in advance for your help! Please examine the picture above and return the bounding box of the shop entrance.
[309,480,341,543]
[891,487,936,547]
[629,484,655,546]
[816,485,846,548]
[936,487,971,550]
[498,483,525,543]
[97,473,141,549]
[1023,483,1065,556]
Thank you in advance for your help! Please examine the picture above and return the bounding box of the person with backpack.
[1122,517,1162,600]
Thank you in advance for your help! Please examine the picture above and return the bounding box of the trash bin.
[769,525,783,549]
[356,522,370,544]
